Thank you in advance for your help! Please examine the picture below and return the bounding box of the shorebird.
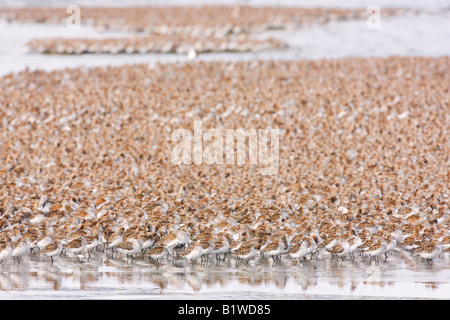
[384,235,397,261]
[199,240,214,263]
[260,240,285,262]
[365,241,387,265]
[328,238,351,261]
[182,242,203,265]
[11,237,31,264]
[0,241,13,265]
[86,234,100,256]
[390,229,403,243]
[29,211,46,226]
[105,227,125,256]
[9,227,22,244]
[40,241,62,263]
[415,242,442,266]
[306,236,320,259]
[145,246,168,266]
[441,236,450,252]
[115,237,142,263]
[233,245,258,266]
[318,235,338,253]
[140,231,156,253]
[229,239,245,254]
[289,233,304,245]
[64,237,87,260]
[399,235,422,254]
[27,229,42,255]
[36,233,54,253]
[212,237,230,262]
[288,241,308,264]
[164,229,190,258]
[348,236,363,261]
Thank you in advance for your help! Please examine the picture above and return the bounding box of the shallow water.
[0,250,449,299]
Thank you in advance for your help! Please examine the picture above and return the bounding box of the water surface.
[1,250,449,299]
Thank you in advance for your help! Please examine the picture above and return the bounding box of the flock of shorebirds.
[0,55,449,275]
[1,5,403,57]
[0,6,384,35]
[23,35,285,56]
[0,195,448,268]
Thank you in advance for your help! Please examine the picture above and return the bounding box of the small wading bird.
[233,245,258,266]
[182,242,203,265]
[64,237,87,260]
[288,241,308,264]
[145,246,168,266]
[328,238,351,261]
[40,241,63,263]
[415,242,442,267]
[365,241,387,265]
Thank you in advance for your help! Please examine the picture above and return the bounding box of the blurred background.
[0,0,449,76]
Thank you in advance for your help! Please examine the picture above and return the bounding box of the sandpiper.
[116,237,142,262]
[64,237,87,260]
[365,241,387,265]
[260,241,285,262]
[212,238,230,262]
[328,238,351,261]
[288,241,308,264]
[233,245,258,265]
[146,246,168,266]
[11,237,31,264]
[40,241,63,263]
[182,242,203,265]
[416,242,442,266]
[0,241,13,265]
